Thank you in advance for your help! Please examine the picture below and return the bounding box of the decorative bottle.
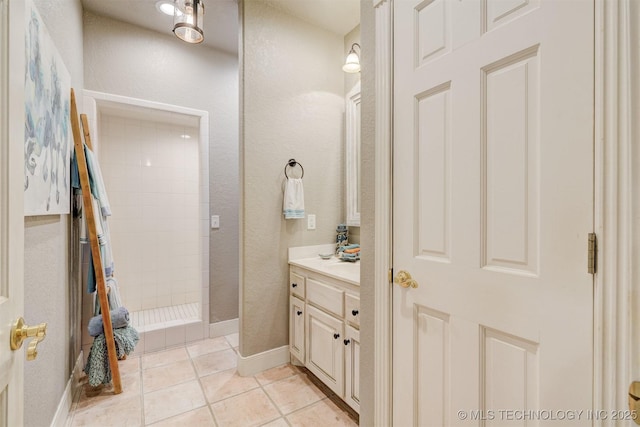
[336,224,348,254]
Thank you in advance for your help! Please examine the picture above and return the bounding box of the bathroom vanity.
[288,245,360,414]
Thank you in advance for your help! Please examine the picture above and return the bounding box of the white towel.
[283,178,305,219]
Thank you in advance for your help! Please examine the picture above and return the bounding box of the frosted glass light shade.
[343,43,361,73]
[156,1,181,16]
[343,51,361,73]
[173,0,204,44]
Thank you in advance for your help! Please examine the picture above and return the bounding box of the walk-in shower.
[80,91,209,356]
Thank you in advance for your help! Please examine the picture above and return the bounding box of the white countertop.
[288,244,360,286]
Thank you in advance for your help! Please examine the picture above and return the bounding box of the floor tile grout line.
[142,356,208,426]
[259,369,333,421]
[142,376,200,396]
[222,333,239,350]
[259,374,287,420]
[283,397,336,424]
[139,355,146,426]
[255,366,299,388]
[188,359,297,425]
[141,347,204,425]
[286,366,359,423]
[194,366,257,406]
[264,378,331,420]
[189,344,220,427]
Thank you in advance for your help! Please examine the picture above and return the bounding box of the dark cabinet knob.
[344,339,351,345]
[333,333,340,339]
[292,283,298,288]
[352,309,359,316]
[296,310,302,316]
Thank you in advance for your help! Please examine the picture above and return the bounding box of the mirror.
[346,81,361,226]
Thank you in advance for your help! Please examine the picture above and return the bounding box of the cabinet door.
[289,296,306,363]
[344,325,360,413]
[306,305,344,396]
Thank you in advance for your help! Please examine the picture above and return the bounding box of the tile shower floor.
[66,334,359,426]
[131,303,200,332]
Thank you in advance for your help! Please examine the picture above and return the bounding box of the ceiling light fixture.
[173,0,205,44]
[343,43,361,73]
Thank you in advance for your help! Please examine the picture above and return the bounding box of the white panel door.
[393,0,594,425]
[0,0,26,425]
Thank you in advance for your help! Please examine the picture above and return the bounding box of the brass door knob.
[10,317,47,361]
[629,381,640,424]
[394,270,419,289]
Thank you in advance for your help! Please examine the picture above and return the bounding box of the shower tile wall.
[99,115,201,313]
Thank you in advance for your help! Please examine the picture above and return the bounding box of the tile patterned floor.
[66,334,358,426]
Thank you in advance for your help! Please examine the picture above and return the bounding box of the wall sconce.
[343,43,361,73]
[173,0,205,44]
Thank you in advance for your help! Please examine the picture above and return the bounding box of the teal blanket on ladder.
[84,326,139,386]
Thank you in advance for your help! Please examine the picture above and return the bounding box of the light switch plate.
[211,215,220,229]
[307,214,316,230]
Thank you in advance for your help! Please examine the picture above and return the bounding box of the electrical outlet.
[307,214,316,230]
[211,215,220,229]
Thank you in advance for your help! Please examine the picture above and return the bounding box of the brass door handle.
[394,270,419,289]
[10,317,47,361]
[629,382,640,424]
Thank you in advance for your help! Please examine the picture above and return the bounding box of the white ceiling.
[80,0,360,55]
[262,0,360,36]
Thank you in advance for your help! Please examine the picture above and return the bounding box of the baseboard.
[51,351,84,427]
[237,345,289,377]
[209,318,239,338]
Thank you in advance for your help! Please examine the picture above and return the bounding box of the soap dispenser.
[336,224,348,254]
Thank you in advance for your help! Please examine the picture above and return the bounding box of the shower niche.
[80,90,210,355]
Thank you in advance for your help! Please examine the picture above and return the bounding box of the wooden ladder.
[70,88,122,394]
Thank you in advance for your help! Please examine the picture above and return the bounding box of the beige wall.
[82,12,240,324]
[240,0,345,356]
[23,1,84,427]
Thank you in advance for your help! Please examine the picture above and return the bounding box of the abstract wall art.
[24,0,71,215]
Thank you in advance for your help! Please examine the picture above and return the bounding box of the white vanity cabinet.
[288,259,360,414]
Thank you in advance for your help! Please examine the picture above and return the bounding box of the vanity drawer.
[290,272,306,298]
[345,293,360,327]
[307,279,344,318]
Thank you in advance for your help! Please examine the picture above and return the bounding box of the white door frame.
[372,0,393,425]
[593,0,636,419]
[1,0,26,424]
[372,0,635,424]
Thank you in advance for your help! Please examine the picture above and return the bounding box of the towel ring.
[284,158,304,179]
